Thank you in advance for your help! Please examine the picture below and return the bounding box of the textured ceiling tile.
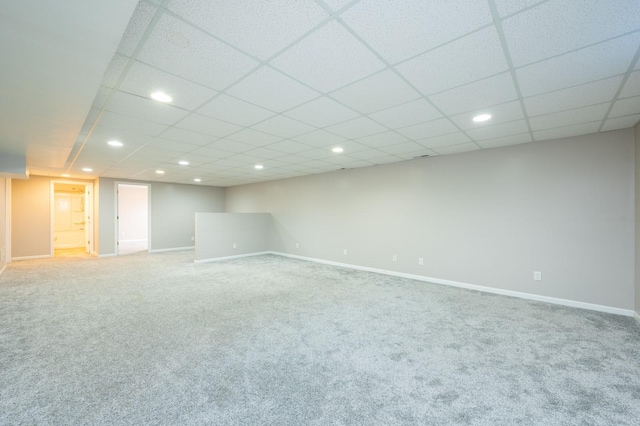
[158,127,214,146]
[292,129,346,147]
[105,92,189,125]
[323,0,354,12]
[102,54,129,88]
[175,113,243,138]
[609,96,640,118]
[529,103,610,131]
[523,76,622,116]
[284,97,359,128]
[226,129,282,146]
[251,115,316,139]
[620,71,640,99]
[369,99,443,129]
[119,61,217,111]
[355,131,410,148]
[228,67,319,112]
[516,33,640,97]
[98,111,168,136]
[198,94,275,126]
[206,139,256,154]
[329,70,420,114]
[533,121,601,141]
[493,0,545,17]
[378,141,426,155]
[117,1,157,56]
[168,0,327,60]
[271,21,385,93]
[429,73,518,115]
[145,138,201,152]
[245,147,287,160]
[268,139,314,154]
[504,0,640,67]
[451,101,525,130]
[476,132,533,149]
[601,114,640,131]
[324,116,387,139]
[397,26,508,95]
[138,14,258,90]
[396,118,459,140]
[341,0,492,63]
[432,143,480,155]
[417,132,471,149]
[466,119,530,141]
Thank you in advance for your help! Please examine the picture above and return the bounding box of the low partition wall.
[195,212,271,262]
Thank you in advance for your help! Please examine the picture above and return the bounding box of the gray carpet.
[1,251,639,425]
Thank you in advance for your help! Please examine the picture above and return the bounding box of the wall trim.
[634,311,640,325]
[12,254,52,261]
[150,246,194,253]
[269,251,634,317]
[194,251,271,263]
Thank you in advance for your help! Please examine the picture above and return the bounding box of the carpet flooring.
[1,251,639,425]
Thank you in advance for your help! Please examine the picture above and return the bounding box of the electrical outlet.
[418,258,424,265]
[534,271,542,281]
[392,255,397,261]
[233,243,237,249]
[343,249,347,255]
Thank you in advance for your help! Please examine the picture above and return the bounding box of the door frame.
[50,180,94,255]
[114,182,151,256]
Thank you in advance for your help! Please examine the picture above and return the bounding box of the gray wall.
[226,129,635,311]
[98,178,224,255]
[635,122,640,317]
[0,178,6,270]
[195,213,270,261]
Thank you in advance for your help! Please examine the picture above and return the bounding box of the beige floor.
[54,247,93,259]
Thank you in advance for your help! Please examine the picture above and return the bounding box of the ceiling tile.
[271,21,385,92]
[329,70,420,114]
[523,76,622,116]
[417,132,471,148]
[369,99,443,129]
[119,61,217,111]
[609,96,640,118]
[378,141,426,155]
[228,66,319,112]
[324,116,387,139]
[429,72,518,115]
[167,0,328,60]
[516,32,640,97]
[503,0,640,67]
[533,121,601,141]
[98,111,168,136]
[396,118,459,140]
[371,156,405,165]
[197,94,275,126]
[432,143,480,155]
[92,87,112,109]
[245,147,286,159]
[397,26,508,95]
[297,148,334,160]
[105,92,189,125]
[341,0,492,63]
[251,115,316,139]
[158,127,215,146]
[175,113,243,137]
[355,131,410,148]
[226,129,282,146]
[466,119,529,141]
[346,148,390,160]
[285,97,359,127]
[292,129,346,147]
[395,148,437,160]
[193,141,244,156]
[137,14,258,90]
[451,101,525,130]
[145,138,201,152]
[601,114,640,131]
[493,0,545,17]
[476,133,533,149]
[323,0,357,12]
[276,154,317,164]
[621,71,640,98]
[529,103,610,131]
[102,54,129,88]
[331,140,370,153]
[117,1,157,56]
[267,140,312,154]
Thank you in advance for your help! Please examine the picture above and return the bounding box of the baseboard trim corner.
[195,251,271,263]
[269,252,633,317]
[149,246,194,253]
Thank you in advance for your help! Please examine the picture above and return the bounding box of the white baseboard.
[269,251,634,317]
[12,254,52,261]
[195,251,271,263]
[149,246,194,253]
[634,311,640,325]
[98,253,115,258]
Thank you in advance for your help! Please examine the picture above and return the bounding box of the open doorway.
[51,181,94,258]
[116,183,149,255]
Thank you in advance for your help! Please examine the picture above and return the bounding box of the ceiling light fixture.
[156,170,165,174]
[178,160,189,166]
[472,113,492,123]
[108,140,123,147]
[332,147,344,153]
[254,164,264,170]
[194,178,201,182]
[150,91,172,103]
[82,167,92,172]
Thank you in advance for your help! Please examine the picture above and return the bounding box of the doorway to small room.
[116,183,149,256]
[51,181,94,258]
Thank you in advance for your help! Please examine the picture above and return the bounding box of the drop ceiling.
[4,0,640,187]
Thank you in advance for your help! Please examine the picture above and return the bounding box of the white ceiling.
[6,0,640,187]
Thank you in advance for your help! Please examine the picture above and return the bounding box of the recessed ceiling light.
[254,164,264,170]
[82,167,92,172]
[156,170,165,174]
[108,140,123,147]
[62,174,70,177]
[150,91,172,103]
[332,147,344,153]
[178,160,189,166]
[472,113,492,123]
[194,178,201,182]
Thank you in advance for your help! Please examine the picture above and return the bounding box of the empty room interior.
[1,0,640,424]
